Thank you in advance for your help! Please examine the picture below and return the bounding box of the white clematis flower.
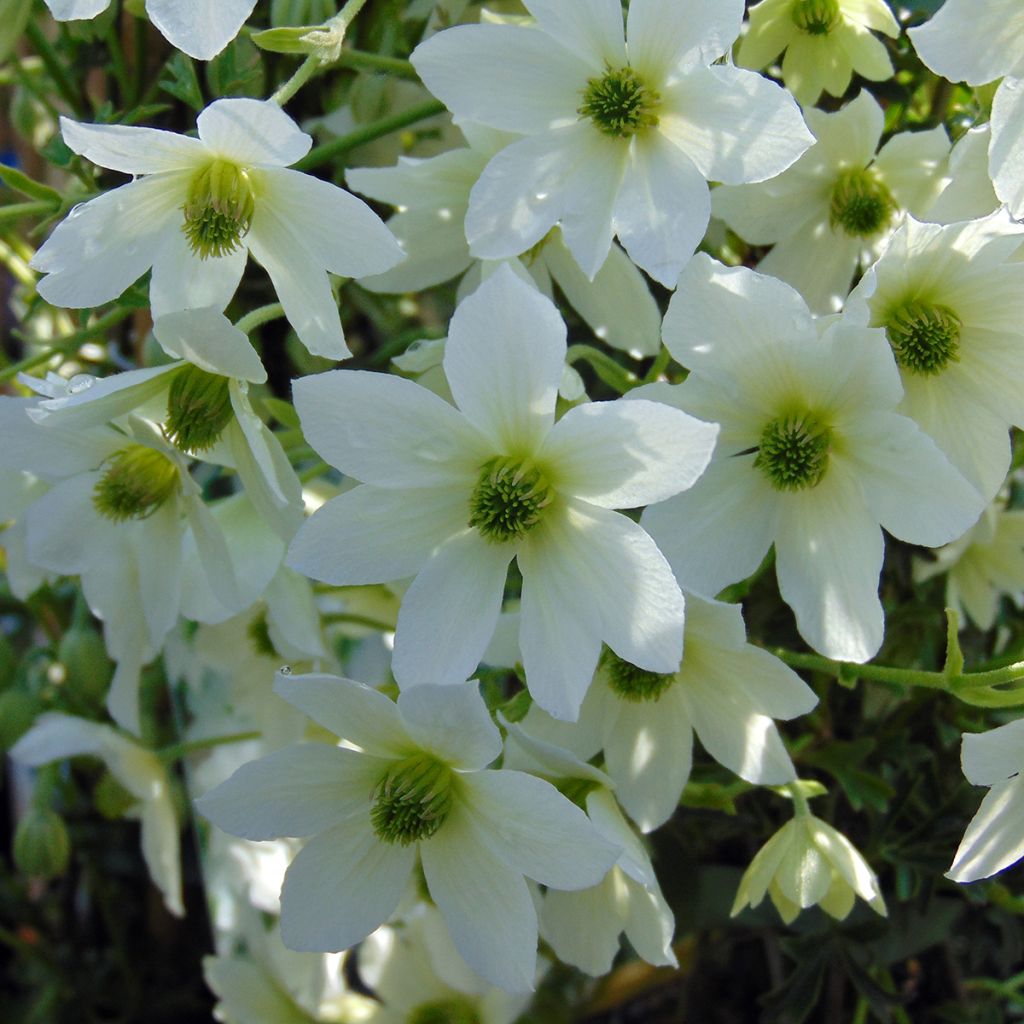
[732,807,887,924]
[30,99,403,359]
[947,718,1024,883]
[909,0,1024,218]
[43,0,258,61]
[347,124,663,357]
[197,673,619,993]
[738,0,900,107]
[845,212,1024,500]
[642,255,984,663]
[713,90,951,313]
[10,712,183,916]
[520,594,816,832]
[286,266,718,720]
[411,0,813,286]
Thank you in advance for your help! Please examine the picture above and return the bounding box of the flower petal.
[524,0,626,67]
[627,0,744,78]
[149,225,247,321]
[60,115,205,174]
[947,777,1024,883]
[397,682,502,771]
[961,720,1024,786]
[990,76,1024,218]
[197,98,311,166]
[154,308,266,382]
[146,0,257,61]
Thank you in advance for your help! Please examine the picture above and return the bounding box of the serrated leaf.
[0,165,61,205]
[206,37,265,100]
[160,53,204,111]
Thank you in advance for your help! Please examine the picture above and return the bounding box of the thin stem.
[157,730,261,762]
[785,781,812,818]
[235,302,285,335]
[295,99,446,171]
[105,25,132,104]
[566,343,638,395]
[0,306,134,383]
[26,21,85,118]
[0,200,58,224]
[337,49,418,79]
[321,612,395,632]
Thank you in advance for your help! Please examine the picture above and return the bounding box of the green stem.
[337,49,418,79]
[785,781,812,818]
[0,200,58,224]
[566,343,638,395]
[321,612,395,632]
[157,730,261,762]
[298,460,330,483]
[26,21,85,118]
[295,99,446,171]
[235,302,285,335]
[0,306,134,384]
[640,345,671,386]
[105,25,132,104]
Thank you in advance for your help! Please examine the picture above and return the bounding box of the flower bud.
[57,626,113,708]
[0,690,39,752]
[13,807,71,879]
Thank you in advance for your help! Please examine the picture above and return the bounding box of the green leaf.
[0,0,32,65]
[0,165,61,206]
[160,53,205,111]
[206,37,266,99]
[261,397,301,429]
[252,26,324,55]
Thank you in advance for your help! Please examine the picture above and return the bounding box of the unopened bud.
[14,808,71,879]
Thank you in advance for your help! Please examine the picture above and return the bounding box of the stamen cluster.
[182,159,256,260]
[755,414,832,491]
[468,456,554,543]
[579,65,661,139]
[370,754,454,845]
[92,445,181,522]
[885,300,962,375]
[829,167,894,238]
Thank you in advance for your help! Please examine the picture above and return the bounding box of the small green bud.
[251,26,324,55]
[468,456,554,544]
[371,755,454,846]
[408,999,482,1024]
[182,159,257,260]
[579,65,660,139]
[13,808,71,879]
[790,0,841,35]
[0,690,39,751]
[92,445,181,522]
[166,364,234,453]
[603,648,676,703]
[755,413,832,492]
[57,627,113,707]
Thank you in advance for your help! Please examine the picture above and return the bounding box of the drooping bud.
[579,65,660,139]
[755,413,832,492]
[885,300,962,376]
[408,999,482,1024]
[13,807,71,879]
[370,754,454,846]
[790,0,841,35]
[829,167,895,238]
[92,445,181,522]
[603,648,676,703]
[468,456,554,544]
[166,364,233,452]
[182,159,256,260]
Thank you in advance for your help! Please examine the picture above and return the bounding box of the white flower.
[928,126,1001,225]
[197,673,619,992]
[518,594,816,832]
[712,90,951,313]
[10,712,182,916]
[43,0,257,60]
[286,265,717,720]
[642,255,984,662]
[909,0,1024,218]
[732,808,887,924]
[915,498,1024,632]
[30,100,403,359]
[738,0,899,106]
[845,212,1024,500]
[947,718,1024,883]
[411,0,812,286]
[347,125,663,357]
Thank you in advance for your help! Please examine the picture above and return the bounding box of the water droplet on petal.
[278,665,292,676]
[67,374,95,394]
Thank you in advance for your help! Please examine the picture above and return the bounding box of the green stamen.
[884,300,962,376]
[166,364,233,453]
[92,445,181,522]
[755,413,832,491]
[791,0,841,34]
[408,999,482,1024]
[829,167,895,238]
[603,648,676,703]
[579,65,660,139]
[370,755,453,846]
[182,159,256,260]
[468,456,553,544]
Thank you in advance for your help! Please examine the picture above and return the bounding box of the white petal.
[541,399,717,508]
[136,499,184,650]
[541,878,623,977]
[44,0,110,18]
[346,148,487,209]
[25,473,113,576]
[0,399,122,477]
[774,467,885,663]
[444,264,565,453]
[137,784,183,917]
[990,76,1024,218]
[146,0,257,61]
[60,115,204,174]
[776,824,832,908]
[280,822,415,951]
[34,364,173,429]
[873,127,951,217]
[623,877,677,968]
[612,133,710,288]
[286,484,466,586]
[810,817,884,907]
[195,743,380,839]
[462,770,618,888]
[272,673,412,757]
[397,682,502,771]
[155,308,265,382]
[149,227,246,321]
[660,66,813,185]
[961,720,1024,786]
[411,24,590,134]
[32,177,183,308]
[947,777,1024,883]
[10,712,107,764]
[627,0,744,77]
[391,530,513,688]
[293,370,483,487]
[182,493,241,615]
[525,0,626,67]
[421,807,538,992]
[197,98,311,166]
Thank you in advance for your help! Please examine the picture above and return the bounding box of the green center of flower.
[247,613,277,658]
[603,649,676,703]
[165,364,233,453]
[829,167,895,238]
[370,755,454,846]
[579,65,661,139]
[884,300,962,376]
[92,445,181,522]
[468,456,554,544]
[755,413,832,491]
[790,0,841,34]
[182,159,256,260]
[407,999,482,1024]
